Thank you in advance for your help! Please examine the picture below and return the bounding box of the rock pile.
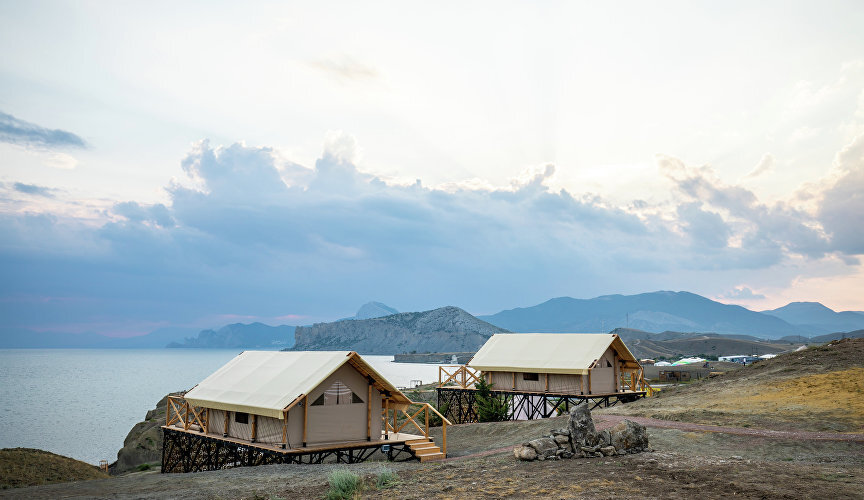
[513,401,650,461]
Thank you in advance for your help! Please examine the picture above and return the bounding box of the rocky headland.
[291,306,508,354]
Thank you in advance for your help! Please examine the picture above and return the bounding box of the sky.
[1,1,864,337]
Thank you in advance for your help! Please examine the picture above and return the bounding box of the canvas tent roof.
[183,351,411,419]
[468,333,640,375]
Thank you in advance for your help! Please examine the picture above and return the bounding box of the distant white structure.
[672,357,706,365]
[718,355,760,364]
[758,354,777,359]
[654,361,672,366]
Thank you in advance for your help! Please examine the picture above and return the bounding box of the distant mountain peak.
[354,301,399,320]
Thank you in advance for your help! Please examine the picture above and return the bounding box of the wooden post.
[384,398,389,439]
[442,423,447,455]
[204,408,209,433]
[512,372,516,390]
[223,410,229,437]
[183,401,190,430]
[302,395,308,447]
[393,406,397,436]
[424,405,429,438]
[251,414,257,442]
[283,412,289,447]
[165,398,170,426]
[545,373,549,392]
[366,381,372,441]
[588,370,592,395]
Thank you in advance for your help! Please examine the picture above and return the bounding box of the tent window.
[606,360,612,367]
[523,373,539,381]
[315,380,364,406]
[234,412,249,424]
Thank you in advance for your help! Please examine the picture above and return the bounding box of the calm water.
[0,349,444,465]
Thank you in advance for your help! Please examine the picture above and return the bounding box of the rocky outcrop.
[112,393,179,474]
[513,401,651,461]
[292,306,508,354]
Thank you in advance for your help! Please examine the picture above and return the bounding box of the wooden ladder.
[405,438,445,462]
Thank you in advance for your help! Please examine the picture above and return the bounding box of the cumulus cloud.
[818,133,864,256]
[3,134,863,335]
[0,111,86,149]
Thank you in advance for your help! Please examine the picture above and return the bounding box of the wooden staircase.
[406,438,445,462]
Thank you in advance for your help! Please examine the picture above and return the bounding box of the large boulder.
[513,445,538,461]
[609,419,649,452]
[568,401,600,449]
[527,437,559,459]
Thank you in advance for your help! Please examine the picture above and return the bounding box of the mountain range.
[479,291,864,339]
[2,291,863,348]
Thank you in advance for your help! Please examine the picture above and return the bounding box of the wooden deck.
[161,424,425,455]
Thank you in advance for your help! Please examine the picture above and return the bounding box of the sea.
[0,349,445,465]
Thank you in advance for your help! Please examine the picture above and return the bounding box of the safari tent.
[176,350,412,448]
[468,333,643,395]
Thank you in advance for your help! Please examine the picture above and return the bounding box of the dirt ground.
[5,418,862,500]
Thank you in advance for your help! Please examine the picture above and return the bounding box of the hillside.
[292,306,508,354]
[167,323,295,349]
[480,291,801,338]
[0,448,107,489]
[602,338,864,432]
[609,328,802,359]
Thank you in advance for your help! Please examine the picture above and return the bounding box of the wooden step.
[413,446,440,454]
[418,451,445,462]
[409,442,437,451]
[405,439,430,445]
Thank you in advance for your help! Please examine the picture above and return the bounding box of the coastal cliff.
[292,306,508,354]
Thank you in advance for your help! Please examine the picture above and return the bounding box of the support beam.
[384,398,389,439]
[545,373,549,392]
[588,369,592,395]
[223,410,229,437]
[512,372,516,390]
[204,408,209,434]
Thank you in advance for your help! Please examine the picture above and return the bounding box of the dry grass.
[0,448,108,489]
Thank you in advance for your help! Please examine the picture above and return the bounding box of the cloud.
[0,111,86,149]
[719,286,767,301]
[743,153,775,179]
[13,182,55,198]
[2,134,863,335]
[305,55,379,82]
[818,133,864,256]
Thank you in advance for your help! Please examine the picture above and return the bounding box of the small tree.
[475,378,510,422]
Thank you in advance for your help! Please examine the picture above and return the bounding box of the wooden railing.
[438,365,482,389]
[619,368,657,396]
[384,401,451,455]
[166,395,208,432]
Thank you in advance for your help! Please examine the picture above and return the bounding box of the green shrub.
[376,467,399,489]
[325,469,361,500]
[475,378,510,422]
[136,463,151,471]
